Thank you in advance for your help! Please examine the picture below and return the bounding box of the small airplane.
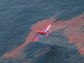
[33,24,52,42]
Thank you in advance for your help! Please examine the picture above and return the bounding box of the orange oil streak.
[1,15,84,60]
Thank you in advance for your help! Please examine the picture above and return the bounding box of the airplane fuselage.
[33,24,51,42]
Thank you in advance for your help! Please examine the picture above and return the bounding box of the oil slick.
[0,15,84,61]
[0,17,55,60]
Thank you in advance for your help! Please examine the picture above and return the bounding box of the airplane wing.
[33,35,41,42]
[33,24,51,42]
[43,24,51,32]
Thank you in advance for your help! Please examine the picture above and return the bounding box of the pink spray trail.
[1,14,84,60]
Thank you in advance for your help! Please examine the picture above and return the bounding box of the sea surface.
[0,0,84,63]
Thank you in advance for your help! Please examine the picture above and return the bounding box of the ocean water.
[0,0,84,63]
